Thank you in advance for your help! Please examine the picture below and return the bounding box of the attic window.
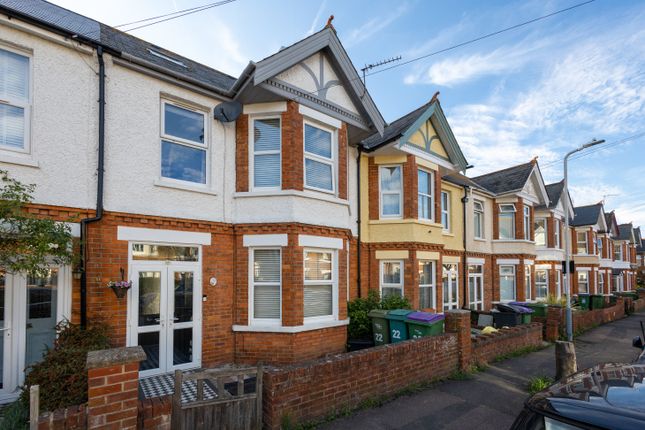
[147,49,187,68]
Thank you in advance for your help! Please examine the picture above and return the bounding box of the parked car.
[510,362,645,429]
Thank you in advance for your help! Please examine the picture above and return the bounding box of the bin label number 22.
[375,333,383,342]
[392,329,401,340]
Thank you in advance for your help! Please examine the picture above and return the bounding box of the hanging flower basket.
[108,280,132,299]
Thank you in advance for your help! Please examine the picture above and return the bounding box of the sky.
[50,0,645,230]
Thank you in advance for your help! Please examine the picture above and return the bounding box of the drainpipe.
[356,145,363,298]
[80,46,106,328]
[461,185,470,308]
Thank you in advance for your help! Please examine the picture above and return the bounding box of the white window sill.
[234,189,349,206]
[154,179,217,196]
[474,238,487,242]
[0,152,39,168]
[232,319,349,333]
[493,239,534,244]
[442,231,454,237]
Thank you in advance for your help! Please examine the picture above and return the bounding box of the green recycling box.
[577,294,590,310]
[525,303,547,317]
[386,309,413,343]
[368,309,390,346]
[590,294,605,310]
[405,312,445,339]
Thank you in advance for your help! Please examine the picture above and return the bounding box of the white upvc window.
[0,46,31,153]
[614,243,623,261]
[523,205,531,240]
[251,117,281,189]
[379,166,402,218]
[304,122,335,193]
[473,200,484,239]
[597,237,603,257]
[380,260,403,298]
[535,269,548,299]
[556,269,562,297]
[250,248,281,323]
[303,249,336,320]
[418,260,436,309]
[554,219,561,249]
[534,218,547,246]
[468,264,484,310]
[525,265,532,301]
[418,169,434,221]
[577,271,589,293]
[442,263,459,310]
[498,204,516,240]
[576,231,588,255]
[499,265,516,301]
[441,191,451,231]
[160,100,208,184]
[597,271,604,294]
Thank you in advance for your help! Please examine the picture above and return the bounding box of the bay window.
[380,166,402,218]
[161,101,207,184]
[597,238,603,257]
[381,260,403,298]
[525,265,532,300]
[418,169,434,220]
[554,219,561,248]
[498,204,516,239]
[304,250,335,319]
[441,191,450,231]
[598,271,604,294]
[577,271,589,293]
[0,47,30,152]
[252,117,281,189]
[418,260,436,309]
[499,265,516,301]
[576,232,588,254]
[523,206,531,240]
[304,123,335,192]
[534,218,547,246]
[474,200,484,239]
[250,249,281,321]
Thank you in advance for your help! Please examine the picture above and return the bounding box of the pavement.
[319,310,645,430]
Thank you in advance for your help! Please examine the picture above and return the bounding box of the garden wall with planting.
[471,323,543,365]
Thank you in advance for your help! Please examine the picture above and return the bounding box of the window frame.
[441,191,451,231]
[380,260,404,299]
[473,200,484,239]
[534,218,547,247]
[535,269,548,300]
[523,206,531,240]
[554,219,561,249]
[577,271,589,294]
[0,45,32,155]
[525,265,532,301]
[417,168,434,221]
[597,271,604,294]
[303,248,337,322]
[303,120,336,194]
[499,265,516,302]
[249,247,282,325]
[468,264,484,310]
[159,99,209,186]
[249,115,282,191]
[442,263,459,311]
[379,165,403,219]
[498,204,516,240]
[576,231,588,255]
[555,269,562,297]
[418,260,436,310]
[596,237,603,257]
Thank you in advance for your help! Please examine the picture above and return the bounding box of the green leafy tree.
[0,169,73,276]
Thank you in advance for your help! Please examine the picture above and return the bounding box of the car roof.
[527,363,645,429]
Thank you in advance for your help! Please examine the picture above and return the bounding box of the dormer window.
[498,204,516,240]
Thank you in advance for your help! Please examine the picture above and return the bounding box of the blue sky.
[52,0,645,229]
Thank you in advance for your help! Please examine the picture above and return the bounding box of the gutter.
[356,145,363,298]
[461,185,470,309]
[79,45,106,328]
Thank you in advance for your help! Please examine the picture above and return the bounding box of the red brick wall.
[403,155,418,219]
[38,404,87,430]
[516,198,525,240]
[235,113,249,192]
[281,101,304,191]
[138,396,171,430]
[368,157,379,220]
[471,323,543,365]
[547,215,555,248]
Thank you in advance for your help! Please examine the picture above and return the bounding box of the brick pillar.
[545,305,563,342]
[517,262,526,302]
[516,198,525,240]
[445,309,472,371]
[86,346,146,430]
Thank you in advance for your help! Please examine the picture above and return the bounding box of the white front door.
[129,262,201,377]
[0,268,70,403]
[442,264,459,311]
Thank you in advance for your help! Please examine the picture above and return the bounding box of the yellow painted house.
[357,97,485,312]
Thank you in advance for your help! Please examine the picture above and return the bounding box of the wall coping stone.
[86,346,146,369]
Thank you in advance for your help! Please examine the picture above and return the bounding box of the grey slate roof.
[617,223,634,242]
[361,100,433,150]
[634,227,642,250]
[471,161,534,195]
[0,0,237,93]
[571,203,603,227]
[544,181,565,209]
[443,172,493,194]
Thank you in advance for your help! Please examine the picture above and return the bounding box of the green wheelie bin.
[368,309,390,345]
[386,309,413,343]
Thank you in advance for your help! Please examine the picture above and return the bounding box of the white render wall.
[0,19,97,210]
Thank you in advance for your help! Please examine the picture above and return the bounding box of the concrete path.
[320,310,645,430]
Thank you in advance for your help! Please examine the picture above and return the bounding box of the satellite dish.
[213,101,242,122]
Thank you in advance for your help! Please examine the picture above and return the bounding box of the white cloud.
[306,0,327,36]
[344,3,409,48]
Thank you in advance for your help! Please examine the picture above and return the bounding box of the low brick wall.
[138,396,172,430]
[544,298,626,341]
[38,404,86,430]
[634,298,645,312]
[262,333,459,430]
[472,323,543,365]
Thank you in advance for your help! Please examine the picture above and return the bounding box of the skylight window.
[147,48,187,67]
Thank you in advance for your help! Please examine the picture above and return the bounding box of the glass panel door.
[25,270,58,369]
[442,264,459,311]
[168,268,198,370]
[133,268,165,375]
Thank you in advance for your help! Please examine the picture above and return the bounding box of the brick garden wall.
[471,323,543,365]
[543,298,626,341]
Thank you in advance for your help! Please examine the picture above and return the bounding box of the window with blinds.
[251,249,281,320]
[380,166,402,218]
[252,118,281,189]
[303,250,334,318]
[0,47,30,152]
[304,123,335,192]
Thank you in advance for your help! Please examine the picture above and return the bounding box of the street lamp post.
[563,138,605,341]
